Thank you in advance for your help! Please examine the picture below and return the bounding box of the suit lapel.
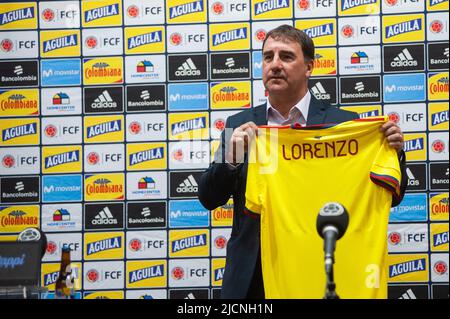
[252,103,268,125]
[306,95,327,125]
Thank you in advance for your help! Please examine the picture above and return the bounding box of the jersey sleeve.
[370,139,402,201]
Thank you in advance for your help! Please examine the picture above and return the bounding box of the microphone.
[17,227,48,260]
[316,202,349,268]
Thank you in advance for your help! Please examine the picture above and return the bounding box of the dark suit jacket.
[198,96,407,299]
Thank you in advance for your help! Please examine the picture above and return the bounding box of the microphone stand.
[324,256,339,299]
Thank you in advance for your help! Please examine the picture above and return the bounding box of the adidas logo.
[92,206,118,225]
[399,289,417,299]
[391,48,418,67]
[310,82,330,100]
[406,168,420,187]
[15,181,25,191]
[184,293,195,299]
[175,58,201,77]
[176,175,198,193]
[141,207,151,217]
[225,57,235,68]
[91,90,117,109]
[14,65,23,75]
[355,82,364,92]
[140,90,150,100]
[406,168,415,180]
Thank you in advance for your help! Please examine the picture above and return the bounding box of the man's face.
[262,37,313,96]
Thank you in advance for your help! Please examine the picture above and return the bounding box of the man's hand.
[226,121,259,165]
[380,121,404,152]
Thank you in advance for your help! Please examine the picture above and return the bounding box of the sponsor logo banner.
[339,46,380,75]
[83,56,123,85]
[169,141,210,169]
[167,24,208,53]
[210,110,240,139]
[390,193,428,222]
[40,30,80,58]
[82,27,123,56]
[41,87,82,116]
[41,203,82,233]
[38,1,80,29]
[83,261,124,290]
[84,173,125,201]
[383,73,426,103]
[338,15,380,45]
[403,133,427,161]
[84,232,124,260]
[428,72,449,101]
[428,42,449,71]
[388,254,429,282]
[124,0,165,25]
[169,229,209,257]
[84,291,124,299]
[429,162,449,191]
[42,145,82,174]
[340,105,382,118]
[211,228,231,257]
[84,115,124,144]
[340,76,381,104]
[41,262,82,292]
[251,0,292,20]
[296,18,336,47]
[168,112,209,140]
[81,0,122,28]
[383,44,425,73]
[168,54,208,82]
[211,199,233,227]
[428,132,449,161]
[126,113,166,142]
[251,20,293,50]
[0,147,39,176]
[126,142,167,171]
[168,259,209,287]
[127,201,166,229]
[125,54,166,84]
[429,192,449,221]
[124,26,165,54]
[209,23,250,51]
[388,224,429,252]
[405,163,427,192]
[432,284,449,299]
[43,233,82,262]
[42,174,82,203]
[382,14,425,43]
[0,2,37,30]
[430,223,449,252]
[388,284,429,299]
[309,78,337,105]
[0,88,39,117]
[208,0,250,22]
[0,118,39,146]
[339,0,380,16]
[84,86,124,114]
[427,12,449,42]
[0,176,39,204]
[169,171,202,198]
[211,258,226,286]
[126,84,166,112]
[84,202,124,230]
[84,143,125,173]
[169,200,209,228]
[41,116,82,145]
[0,31,38,59]
[427,0,449,11]
[166,0,207,24]
[294,0,337,18]
[126,260,167,288]
[252,51,262,79]
[126,171,167,200]
[383,103,426,132]
[168,83,208,111]
[313,47,337,76]
[210,81,251,109]
[430,253,449,282]
[0,60,38,88]
[0,205,39,233]
[41,58,81,87]
[382,0,425,14]
[126,230,167,259]
[169,288,209,299]
[126,289,167,299]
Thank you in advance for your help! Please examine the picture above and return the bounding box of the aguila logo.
[341,25,354,38]
[1,39,13,52]
[46,241,58,255]
[87,152,100,165]
[432,140,445,153]
[170,33,182,46]
[430,20,443,34]
[298,0,310,10]
[44,125,57,138]
[388,232,401,245]
[433,261,447,275]
[86,269,100,283]
[171,267,184,280]
[129,238,142,252]
[214,236,227,249]
[127,5,139,18]
[211,2,224,14]
[128,121,141,135]
[388,112,400,124]
[2,155,15,168]
[85,36,98,49]
[42,8,55,22]
[255,29,267,42]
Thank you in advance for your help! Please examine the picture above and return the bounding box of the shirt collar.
[266,91,311,124]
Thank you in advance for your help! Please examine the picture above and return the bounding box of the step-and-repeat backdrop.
[0,0,448,299]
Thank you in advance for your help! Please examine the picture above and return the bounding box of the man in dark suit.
[198,25,407,299]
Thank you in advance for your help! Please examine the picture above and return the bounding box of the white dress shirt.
[266,91,311,126]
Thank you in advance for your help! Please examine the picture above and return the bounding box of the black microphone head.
[316,202,349,240]
[17,227,47,259]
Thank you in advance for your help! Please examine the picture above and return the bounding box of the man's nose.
[270,55,282,71]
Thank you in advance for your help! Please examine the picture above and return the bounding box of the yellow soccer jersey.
[245,116,401,299]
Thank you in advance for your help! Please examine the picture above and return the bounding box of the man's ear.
[306,59,314,78]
